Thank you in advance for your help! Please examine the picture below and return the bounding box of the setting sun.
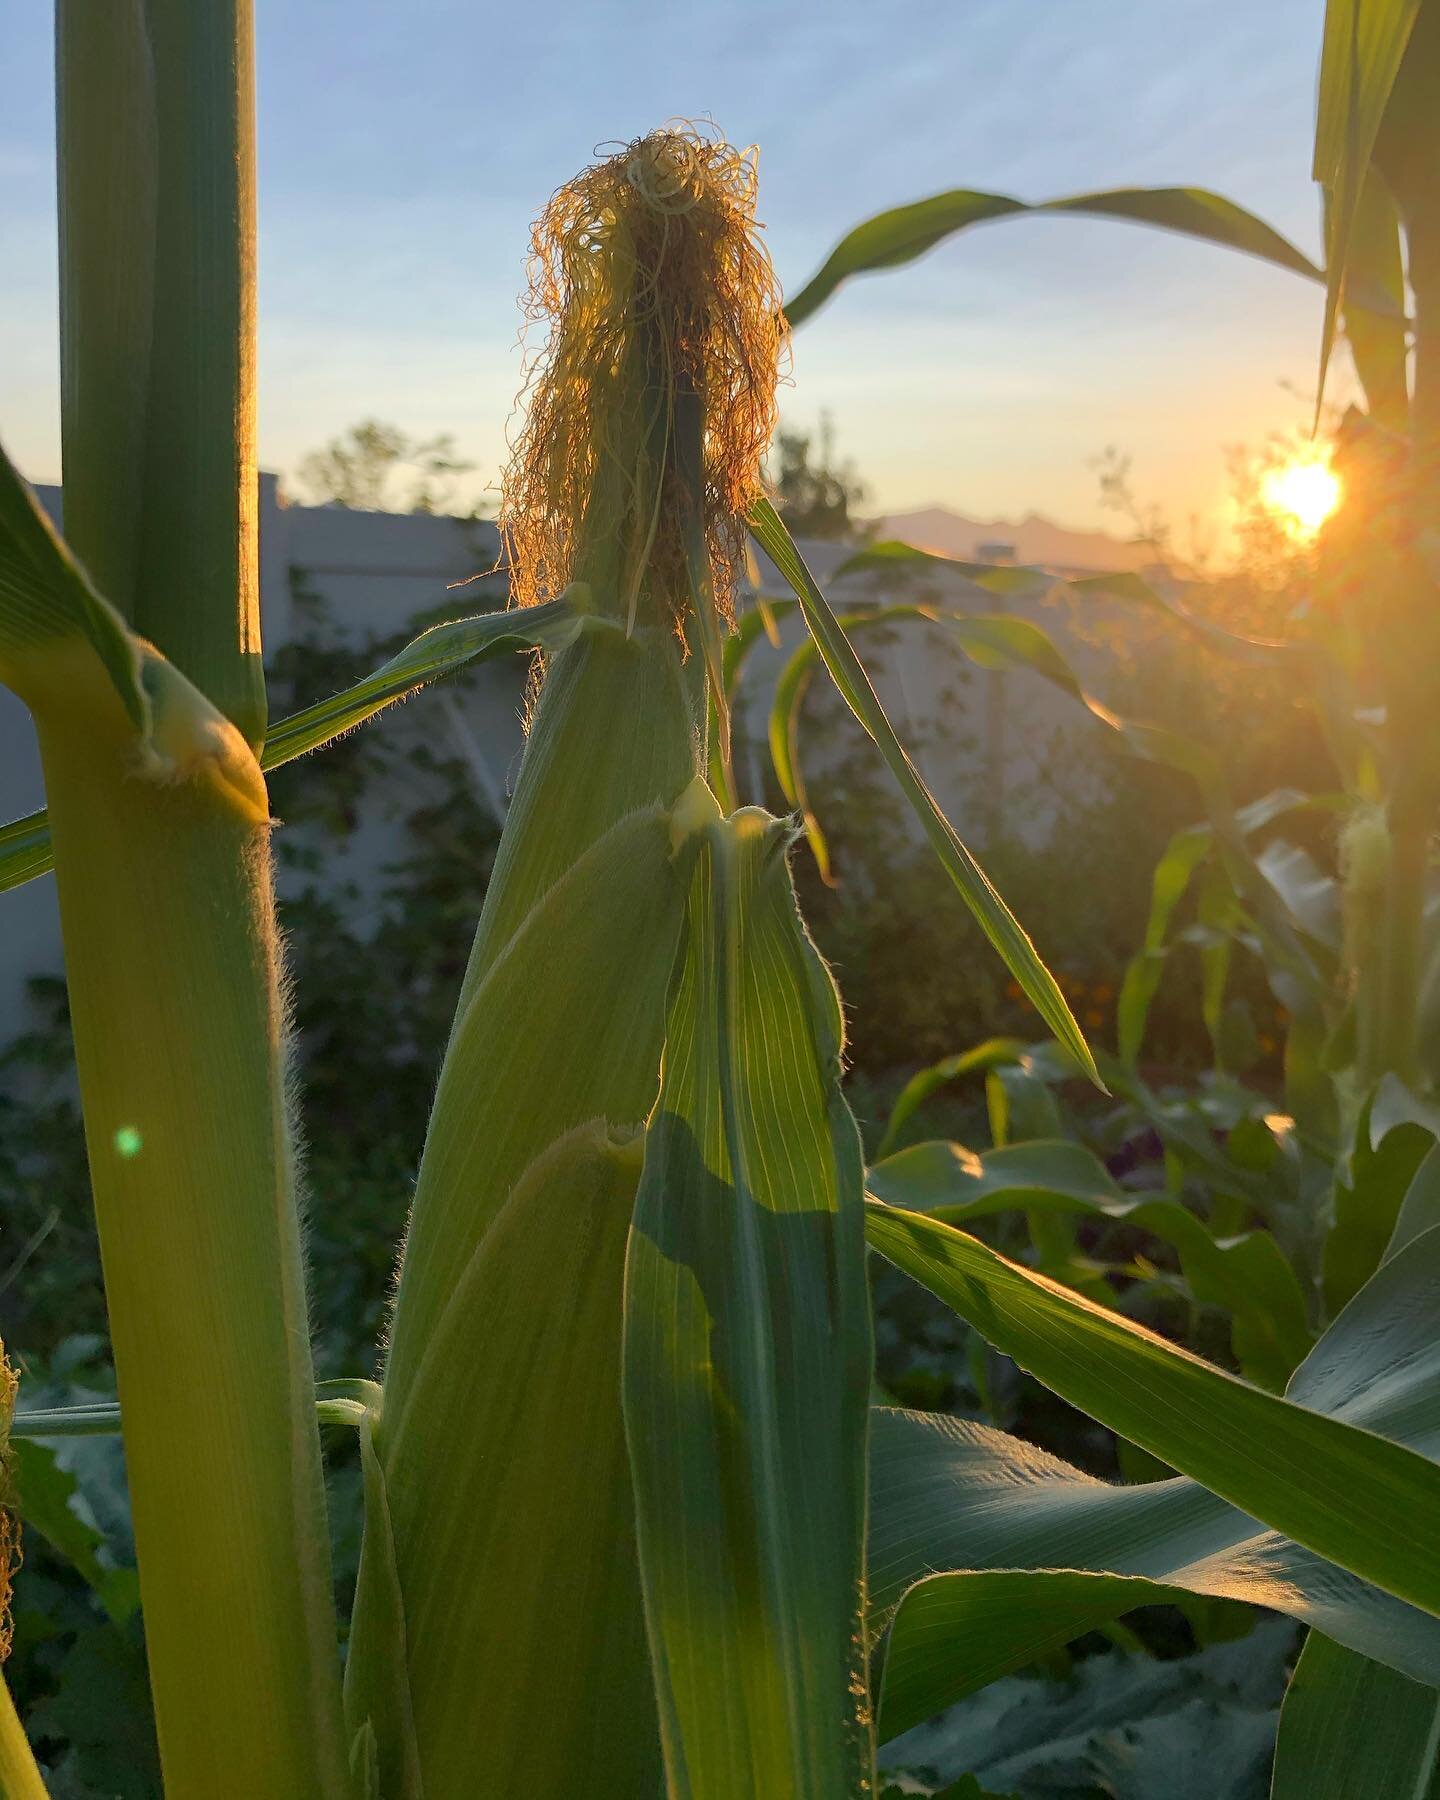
[1259,451,1342,539]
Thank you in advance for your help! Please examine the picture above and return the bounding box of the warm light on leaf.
[1259,452,1342,539]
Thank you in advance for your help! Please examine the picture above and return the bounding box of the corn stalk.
[0,4,348,1791]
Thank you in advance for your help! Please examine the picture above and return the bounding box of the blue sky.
[1,0,1336,537]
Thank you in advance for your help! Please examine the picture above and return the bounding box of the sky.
[1,0,1340,541]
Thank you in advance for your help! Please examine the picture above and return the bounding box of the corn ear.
[354,799,693,1789]
[625,798,875,1797]
[383,796,691,1408]
[452,618,700,1010]
[351,1122,659,1796]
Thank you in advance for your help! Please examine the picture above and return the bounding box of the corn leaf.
[350,1123,658,1797]
[343,1410,422,1800]
[868,1138,1312,1390]
[868,1405,1440,1742]
[10,1439,138,1624]
[625,799,875,1797]
[749,499,1098,1087]
[865,1200,1440,1618]
[767,636,831,880]
[835,538,1293,666]
[784,186,1320,329]
[1313,0,1422,405]
[752,547,1320,1021]
[1117,826,1214,1063]
[0,812,57,897]
[0,438,144,726]
[0,597,581,895]
[876,1038,1028,1159]
[1342,168,1411,430]
[1271,1632,1440,1799]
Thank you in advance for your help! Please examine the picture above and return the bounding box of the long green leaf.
[0,597,582,895]
[625,794,874,1797]
[867,1405,1440,1742]
[868,1137,1312,1390]
[1343,168,1411,430]
[876,1038,1028,1160]
[1271,1632,1440,1800]
[748,498,1098,1087]
[1117,826,1214,1063]
[864,1200,1440,1617]
[784,186,1321,329]
[835,538,1294,665]
[1313,0,1422,404]
[0,438,144,727]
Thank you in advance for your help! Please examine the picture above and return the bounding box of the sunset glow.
[1259,451,1342,539]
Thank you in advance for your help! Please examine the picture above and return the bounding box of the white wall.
[0,478,516,1034]
[1,485,1132,1036]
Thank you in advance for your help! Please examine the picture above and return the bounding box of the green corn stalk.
[0,5,348,1793]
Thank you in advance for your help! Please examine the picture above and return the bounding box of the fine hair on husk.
[502,122,787,631]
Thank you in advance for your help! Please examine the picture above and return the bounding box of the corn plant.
[742,0,1440,1371]
[4,5,1440,1799]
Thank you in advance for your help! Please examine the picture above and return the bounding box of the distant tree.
[770,413,874,542]
[294,419,478,514]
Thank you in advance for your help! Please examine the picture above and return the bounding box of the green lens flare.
[113,1125,143,1158]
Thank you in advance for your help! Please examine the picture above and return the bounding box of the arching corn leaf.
[0,437,143,724]
[864,1200,1440,1619]
[876,1038,1028,1160]
[868,1137,1313,1390]
[1313,0,1422,403]
[784,186,1321,329]
[749,499,1098,1089]
[868,1405,1440,1742]
[0,596,583,895]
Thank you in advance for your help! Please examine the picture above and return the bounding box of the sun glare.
[1258,452,1342,539]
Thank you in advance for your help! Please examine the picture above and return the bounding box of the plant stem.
[1377,773,1436,1089]
[37,693,348,1796]
[57,0,265,744]
[45,3,347,1790]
